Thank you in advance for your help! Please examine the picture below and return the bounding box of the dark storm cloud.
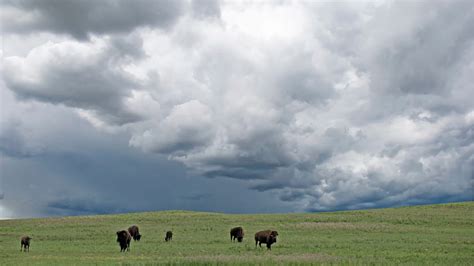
[47,199,126,216]
[1,0,473,217]
[1,0,185,39]
[0,105,290,218]
[0,120,43,158]
[181,193,211,201]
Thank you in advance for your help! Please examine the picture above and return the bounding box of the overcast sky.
[1,0,473,218]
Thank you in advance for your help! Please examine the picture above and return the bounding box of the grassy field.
[0,202,473,265]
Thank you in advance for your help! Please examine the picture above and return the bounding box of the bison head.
[237,236,243,242]
[270,231,279,237]
[136,234,142,241]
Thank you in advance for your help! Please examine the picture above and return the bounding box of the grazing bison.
[230,227,244,242]
[116,230,131,252]
[255,230,278,250]
[128,225,141,241]
[165,231,173,242]
[20,236,32,252]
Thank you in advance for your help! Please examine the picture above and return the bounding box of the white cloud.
[3,36,147,125]
[130,99,215,153]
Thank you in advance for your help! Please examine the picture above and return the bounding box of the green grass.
[0,202,473,265]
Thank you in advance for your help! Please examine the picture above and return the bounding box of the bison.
[128,225,141,241]
[230,227,244,242]
[20,236,32,252]
[255,230,278,250]
[165,231,173,242]
[116,230,131,252]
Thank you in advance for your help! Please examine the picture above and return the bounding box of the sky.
[0,0,473,218]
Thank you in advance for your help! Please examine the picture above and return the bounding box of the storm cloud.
[1,0,473,217]
[1,0,184,39]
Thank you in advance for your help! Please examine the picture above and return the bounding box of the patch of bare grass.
[295,222,392,232]
[186,253,339,263]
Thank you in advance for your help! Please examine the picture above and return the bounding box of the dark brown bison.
[116,230,131,252]
[230,227,244,242]
[128,225,141,241]
[255,230,278,250]
[165,231,173,242]
[20,236,32,252]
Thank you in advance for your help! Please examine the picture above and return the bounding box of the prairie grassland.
[0,202,473,265]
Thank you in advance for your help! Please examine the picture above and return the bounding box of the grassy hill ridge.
[0,202,473,265]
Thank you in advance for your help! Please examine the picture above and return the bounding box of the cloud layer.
[1,0,473,217]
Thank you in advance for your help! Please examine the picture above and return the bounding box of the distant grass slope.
[0,202,473,265]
